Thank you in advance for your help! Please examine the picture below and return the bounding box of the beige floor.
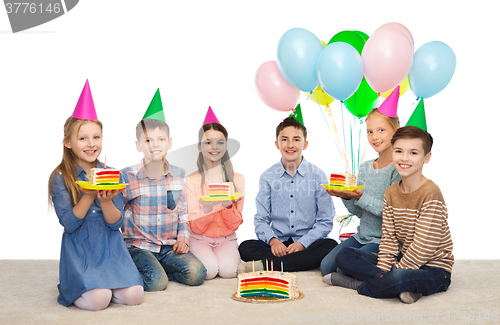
[1,260,499,325]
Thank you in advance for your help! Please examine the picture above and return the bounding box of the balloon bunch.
[255,22,456,114]
[255,23,456,173]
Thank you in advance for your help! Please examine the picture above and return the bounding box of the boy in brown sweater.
[324,126,454,304]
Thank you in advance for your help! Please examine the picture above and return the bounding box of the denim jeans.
[128,245,206,291]
[336,247,451,298]
[320,236,379,275]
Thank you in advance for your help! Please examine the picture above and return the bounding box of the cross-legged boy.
[324,126,453,304]
[239,117,337,272]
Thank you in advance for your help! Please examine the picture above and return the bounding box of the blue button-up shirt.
[254,157,335,248]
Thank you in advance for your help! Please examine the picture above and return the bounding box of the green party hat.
[142,88,165,122]
[289,103,304,125]
[406,98,427,131]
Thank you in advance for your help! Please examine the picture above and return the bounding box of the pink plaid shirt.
[121,159,189,253]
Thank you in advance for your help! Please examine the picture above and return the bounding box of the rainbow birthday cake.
[236,271,299,299]
[208,182,235,197]
[330,173,356,187]
[88,168,120,185]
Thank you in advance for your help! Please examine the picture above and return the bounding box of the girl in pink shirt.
[186,120,244,279]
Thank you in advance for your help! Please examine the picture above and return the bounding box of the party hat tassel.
[288,103,304,125]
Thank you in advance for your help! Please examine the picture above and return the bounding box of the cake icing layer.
[236,271,299,300]
[330,173,356,187]
[208,182,235,197]
[89,168,120,185]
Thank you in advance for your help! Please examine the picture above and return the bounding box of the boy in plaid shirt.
[121,97,206,291]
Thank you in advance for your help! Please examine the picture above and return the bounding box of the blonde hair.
[365,108,400,131]
[48,117,102,207]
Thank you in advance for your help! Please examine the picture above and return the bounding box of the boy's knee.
[319,258,332,276]
[334,246,352,266]
[238,239,263,261]
[143,272,168,292]
[185,263,207,286]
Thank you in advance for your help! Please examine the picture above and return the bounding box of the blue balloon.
[409,41,456,98]
[316,42,364,101]
[277,28,323,92]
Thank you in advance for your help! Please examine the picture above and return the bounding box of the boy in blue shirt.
[238,117,337,272]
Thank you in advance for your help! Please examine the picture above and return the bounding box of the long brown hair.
[197,123,235,194]
[48,117,102,207]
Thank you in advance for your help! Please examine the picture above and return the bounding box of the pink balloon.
[255,61,300,111]
[374,22,414,50]
[362,29,413,93]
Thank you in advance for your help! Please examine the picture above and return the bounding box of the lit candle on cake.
[271,260,273,272]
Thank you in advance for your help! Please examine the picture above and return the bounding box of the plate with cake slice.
[76,168,127,190]
[321,184,364,191]
[76,181,127,191]
[200,192,243,202]
[200,182,243,201]
[321,173,364,191]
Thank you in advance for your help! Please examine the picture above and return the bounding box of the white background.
[0,0,498,259]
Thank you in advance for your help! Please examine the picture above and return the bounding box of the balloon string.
[357,119,362,175]
[340,101,347,165]
[350,119,354,175]
[331,117,350,170]
[320,89,329,107]
[313,100,348,169]
[318,102,331,131]
[314,104,345,166]
[336,102,351,172]
[361,142,368,165]
[328,105,349,163]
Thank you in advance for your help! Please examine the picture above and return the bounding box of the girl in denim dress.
[48,82,143,310]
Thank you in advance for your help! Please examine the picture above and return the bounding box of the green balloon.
[353,30,369,42]
[343,77,378,118]
[327,30,366,55]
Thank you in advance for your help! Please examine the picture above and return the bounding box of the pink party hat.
[377,85,399,118]
[72,80,97,120]
[203,106,220,125]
